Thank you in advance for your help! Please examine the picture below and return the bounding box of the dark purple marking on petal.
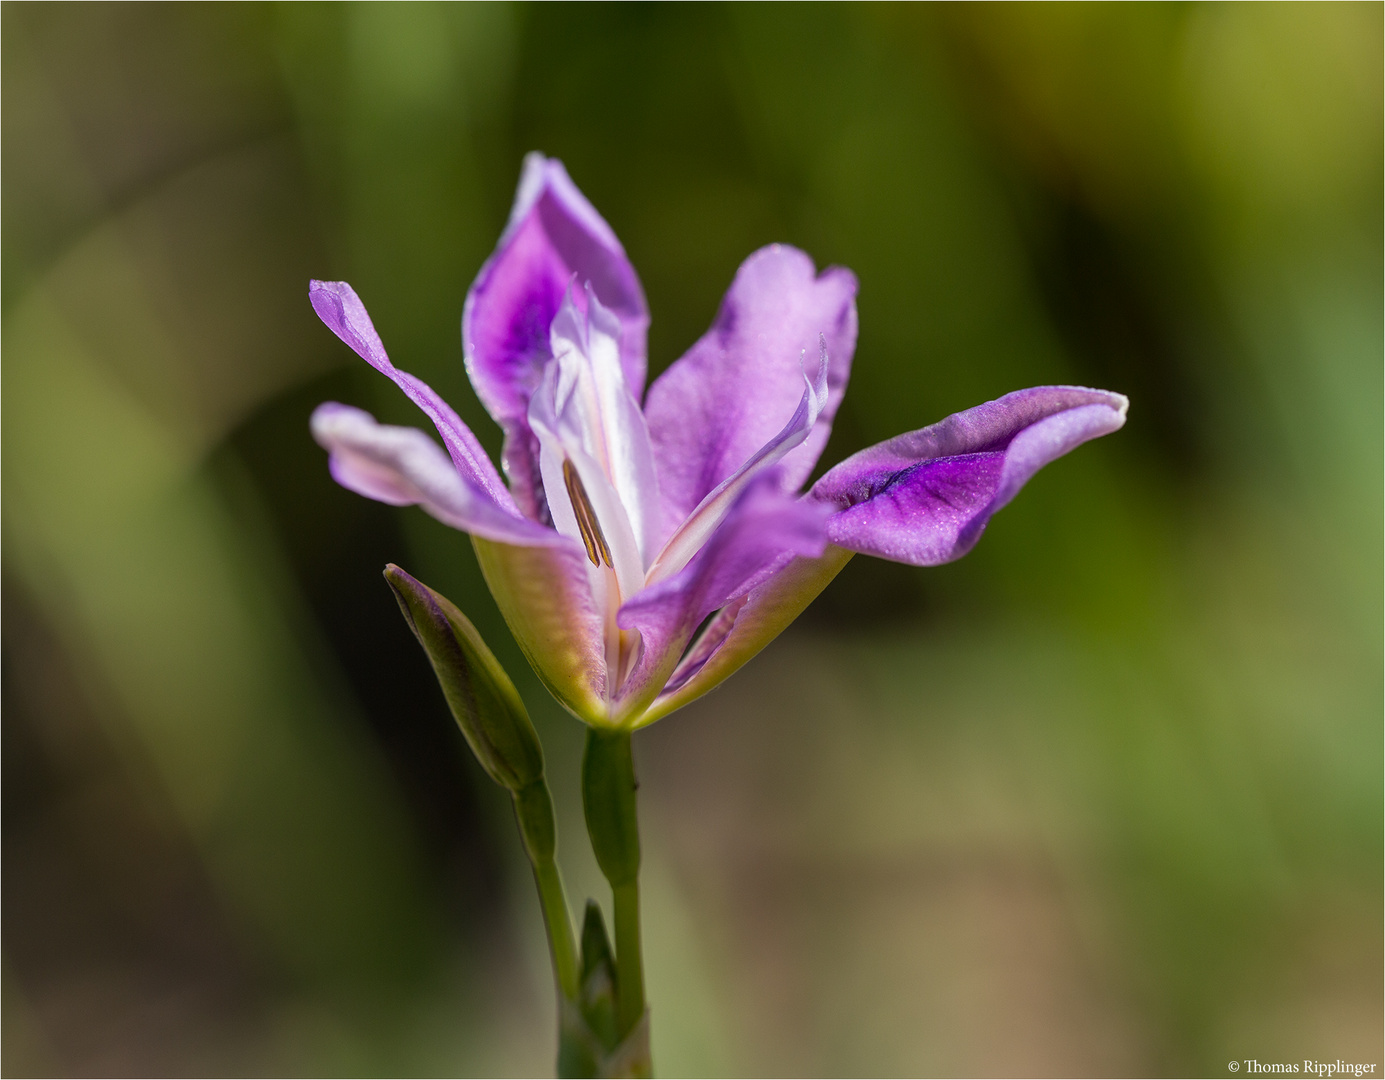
[637,545,855,728]
[813,386,1128,565]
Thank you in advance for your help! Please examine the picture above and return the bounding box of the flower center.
[527,285,663,700]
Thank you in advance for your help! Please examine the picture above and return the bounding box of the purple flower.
[311,154,1127,729]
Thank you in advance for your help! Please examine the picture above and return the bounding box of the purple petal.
[614,477,830,720]
[643,245,858,528]
[309,279,514,511]
[645,340,828,585]
[637,385,1128,725]
[639,546,855,727]
[310,403,569,549]
[657,601,743,698]
[463,154,649,511]
[813,386,1129,564]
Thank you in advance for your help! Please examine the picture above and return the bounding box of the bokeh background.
[4,4,1381,1077]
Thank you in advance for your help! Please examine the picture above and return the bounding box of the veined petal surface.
[643,245,857,529]
[646,342,828,585]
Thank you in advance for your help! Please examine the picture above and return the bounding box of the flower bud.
[385,564,544,792]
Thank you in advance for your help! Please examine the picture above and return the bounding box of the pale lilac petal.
[614,478,830,721]
[310,403,566,549]
[309,280,514,511]
[813,387,1129,564]
[643,245,858,528]
[463,154,649,512]
[473,536,609,725]
[644,341,828,585]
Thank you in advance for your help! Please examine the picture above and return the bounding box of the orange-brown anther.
[562,458,614,569]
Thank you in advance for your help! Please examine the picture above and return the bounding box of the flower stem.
[612,878,645,1035]
[533,854,580,1001]
[581,727,649,1049]
[512,780,579,1001]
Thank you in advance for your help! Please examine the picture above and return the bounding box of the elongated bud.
[579,901,619,1048]
[582,729,640,887]
[384,564,543,792]
[558,901,652,1078]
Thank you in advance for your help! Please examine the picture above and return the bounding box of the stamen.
[562,458,614,568]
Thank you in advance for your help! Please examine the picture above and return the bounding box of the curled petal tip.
[813,385,1130,567]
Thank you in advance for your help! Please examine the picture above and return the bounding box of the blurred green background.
[3,3,1380,1076]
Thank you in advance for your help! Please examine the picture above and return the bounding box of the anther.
[562,458,613,568]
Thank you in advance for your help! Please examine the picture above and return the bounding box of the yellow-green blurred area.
[3,3,1380,1076]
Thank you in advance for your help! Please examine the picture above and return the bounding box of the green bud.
[582,729,640,887]
[384,564,543,792]
[558,903,652,1079]
[578,901,619,1050]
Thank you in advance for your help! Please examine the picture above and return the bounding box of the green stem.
[612,878,645,1035]
[581,728,649,1045]
[512,781,579,1002]
[534,857,579,1001]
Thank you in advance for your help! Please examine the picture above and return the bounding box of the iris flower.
[310,154,1126,730]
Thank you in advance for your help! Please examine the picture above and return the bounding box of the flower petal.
[309,279,514,511]
[643,245,858,528]
[541,287,663,569]
[463,154,649,513]
[637,545,855,727]
[813,386,1129,564]
[636,387,1127,725]
[311,403,566,548]
[616,477,830,725]
[472,535,609,725]
[644,341,828,585]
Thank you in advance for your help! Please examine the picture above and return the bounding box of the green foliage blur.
[3,4,1380,1076]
